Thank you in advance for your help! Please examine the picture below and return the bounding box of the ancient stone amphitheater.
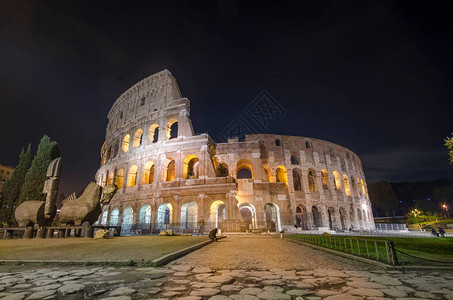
[96,70,374,235]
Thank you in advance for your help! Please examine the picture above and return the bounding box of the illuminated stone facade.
[96,70,374,234]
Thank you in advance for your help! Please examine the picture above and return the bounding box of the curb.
[284,237,453,270]
[151,235,226,267]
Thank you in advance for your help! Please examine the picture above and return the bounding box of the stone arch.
[236,159,253,179]
[312,206,322,227]
[292,168,302,191]
[264,203,281,232]
[157,203,173,229]
[351,177,358,197]
[183,154,199,179]
[148,123,159,143]
[276,166,288,186]
[357,177,362,195]
[357,208,362,222]
[162,158,176,182]
[343,174,351,196]
[339,207,346,230]
[126,165,138,187]
[122,134,130,152]
[307,169,316,192]
[101,210,108,225]
[108,172,114,185]
[166,118,178,139]
[328,207,335,230]
[295,205,308,230]
[110,208,120,226]
[122,206,134,235]
[133,128,143,148]
[321,169,329,190]
[333,171,341,190]
[238,203,257,230]
[142,161,155,184]
[350,206,355,224]
[180,201,198,231]
[361,179,366,195]
[264,166,272,182]
[217,163,229,177]
[138,204,152,227]
[209,200,226,230]
[115,168,124,189]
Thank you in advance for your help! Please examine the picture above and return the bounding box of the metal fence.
[375,223,407,231]
[288,234,397,265]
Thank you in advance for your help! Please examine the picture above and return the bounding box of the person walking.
[439,227,446,237]
[197,216,205,236]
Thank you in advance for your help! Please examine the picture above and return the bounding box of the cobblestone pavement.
[0,236,452,299]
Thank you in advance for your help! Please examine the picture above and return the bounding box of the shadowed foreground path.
[160,235,453,299]
[0,236,452,299]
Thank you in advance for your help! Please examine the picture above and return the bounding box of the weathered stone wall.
[95,70,374,234]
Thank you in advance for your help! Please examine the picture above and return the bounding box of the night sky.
[1,1,452,197]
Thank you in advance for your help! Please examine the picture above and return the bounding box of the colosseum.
[95,70,375,235]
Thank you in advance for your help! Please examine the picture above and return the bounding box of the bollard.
[36,226,47,239]
[23,227,34,239]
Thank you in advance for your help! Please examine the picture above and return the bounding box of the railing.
[375,223,408,231]
[287,234,398,265]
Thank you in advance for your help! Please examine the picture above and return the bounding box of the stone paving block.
[189,288,220,297]
[99,296,132,300]
[239,287,264,295]
[229,295,260,300]
[208,296,230,300]
[205,275,234,284]
[190,282,222,289]
[2,292,28,300]
[381,288,408,298]
[348,288,384,297]
[263,286,284,293]
[324,293,364,300]
[221,284,244,292]
[413,291,437,299]
[31,283,62,291]
[256,290,291,300]
[57,283,85,295]
[192,267,213,273]
[315,289,341,297]
[170,265,193,272]
[26,290,56,300]
[109,287,136,296]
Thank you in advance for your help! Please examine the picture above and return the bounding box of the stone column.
[173,196,181,232]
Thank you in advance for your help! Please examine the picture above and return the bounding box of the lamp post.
[412,209,421,230]
[443,204,450,219]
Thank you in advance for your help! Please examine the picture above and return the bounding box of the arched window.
[312,206,322,227]
[327,207,335,229]
[276,166,288,186]
[133,128,143,148]
[142,161,154,184]
[357,208,362,221]
[357,177,362,195]
[292,169,302,191]
[139,204,151,224]
[115,168,124,189]
[108,172,114,185]
[122,206,134,235]
[148,123,159,143]
[166,160,175,181]
[126,165,138,187]
[295,205,308,229]
[307,169,316,192]
[361,179,366,195]
[166,119,178,139]
[343,175,351,196]
[351,177,357,197]
[122,134,130,152]
[217,163,229,177]
[264,166,272,182]
[339,207,346,230]
[183,155,199,179]
[333,171,341,190]
[236,159,253,179]
[321,170,329,190]
[180,202,198,230]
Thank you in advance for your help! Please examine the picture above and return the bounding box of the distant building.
[0,164,14,194]
[96,70,374,235]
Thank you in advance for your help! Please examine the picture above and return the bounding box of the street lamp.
[443,204,450,219]
[411,209,421,230]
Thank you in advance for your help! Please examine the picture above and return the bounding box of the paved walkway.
[0,236,452,299]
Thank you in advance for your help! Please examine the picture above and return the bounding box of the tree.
[446,133,453,164]
[0,145,32,226]
[19,135,60,204]
[368,181,398,217]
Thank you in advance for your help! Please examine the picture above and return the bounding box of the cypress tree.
[19,135,60,204]
[0,144,32,226]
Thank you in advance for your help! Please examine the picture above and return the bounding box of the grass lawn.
[286,234,453,266]
[0,236,208,262]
